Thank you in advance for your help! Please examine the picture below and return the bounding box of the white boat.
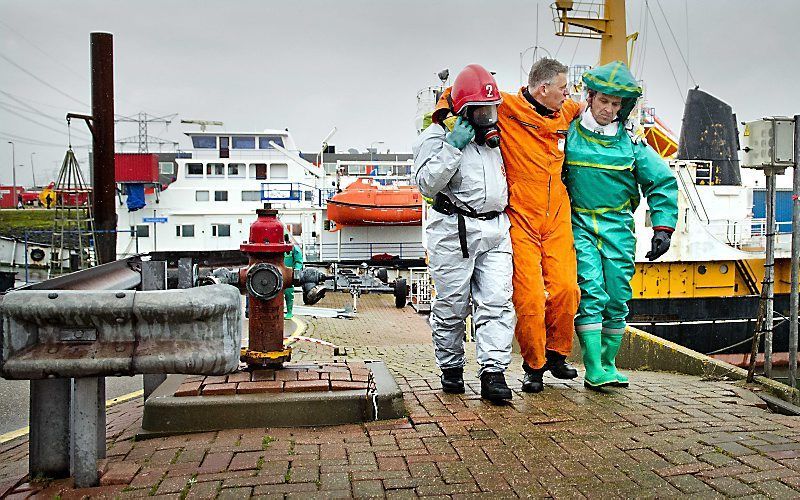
[114,129,424,264]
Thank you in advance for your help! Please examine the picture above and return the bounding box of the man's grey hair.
[528,58,568,89]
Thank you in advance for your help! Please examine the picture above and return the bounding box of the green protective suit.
[564,61,678,387]
[284,245,303,319]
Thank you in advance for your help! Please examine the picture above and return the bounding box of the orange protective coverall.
[498,90,582,370]
[433,89,581,370]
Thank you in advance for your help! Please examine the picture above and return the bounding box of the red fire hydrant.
[239,204,294,367]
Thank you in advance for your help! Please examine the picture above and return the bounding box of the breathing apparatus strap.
[432,193,501,258]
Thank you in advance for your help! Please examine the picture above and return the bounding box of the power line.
[0,19,88,83]
[0,90,72,111]
[644,0,685,104]
[655,0,697,86]
[0,51,89,107]
[0,130,88,148]
[0,102,84,138]
[0,97,91,139]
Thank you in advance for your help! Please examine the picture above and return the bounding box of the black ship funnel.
[677,88,742,185]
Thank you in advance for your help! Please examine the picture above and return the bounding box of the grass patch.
[262,435,275,450]
[0,209,56,232]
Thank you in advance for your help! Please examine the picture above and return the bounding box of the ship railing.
[698,218,759,249]
[748,218,793,240]
[311,242,425,262]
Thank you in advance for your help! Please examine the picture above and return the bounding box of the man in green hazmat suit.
[564,61,678,389]
[284,234,303,320]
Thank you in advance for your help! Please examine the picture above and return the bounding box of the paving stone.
[284,380,330,392]
[754,479,800,498]
[227,371,252,383]
[297,370,321,381]
[275,369,300,381]
[229,451,263,471]
[352,479,385,497]
[174,381,202,397]
[216,486,253,500]
[705,476,757,496]
[237,381,284,394]
[201,383,238,396]
[99,462,141,485]
[331,380,370,391]
[252,369,276,381]
[666,474,714,494]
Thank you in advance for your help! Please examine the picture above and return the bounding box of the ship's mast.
[553,0,629,65]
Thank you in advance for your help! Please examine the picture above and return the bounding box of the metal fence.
[307,242,425,262]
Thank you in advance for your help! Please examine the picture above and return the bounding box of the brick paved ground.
[1,292,799,498]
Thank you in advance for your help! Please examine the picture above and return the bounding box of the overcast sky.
[1,0,799,185]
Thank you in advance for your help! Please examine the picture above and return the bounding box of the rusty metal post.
[90,32,115,265]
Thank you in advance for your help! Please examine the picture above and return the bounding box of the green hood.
[582,61,642,122]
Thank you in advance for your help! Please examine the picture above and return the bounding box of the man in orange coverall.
[499,58,584,393]
[438,58,582,393]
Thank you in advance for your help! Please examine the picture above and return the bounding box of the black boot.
[480,371,512,402]
[521,363,545,393]
[440,367,465,394]
[545,350,578,380]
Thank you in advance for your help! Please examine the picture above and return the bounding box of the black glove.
[645,230,671,261]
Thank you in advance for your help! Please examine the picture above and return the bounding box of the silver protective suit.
[412,123,515,376]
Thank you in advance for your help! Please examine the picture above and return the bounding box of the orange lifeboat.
[327,178,422,228]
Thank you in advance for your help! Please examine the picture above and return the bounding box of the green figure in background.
[283,233,303,320]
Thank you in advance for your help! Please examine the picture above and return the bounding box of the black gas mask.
[465,104,501,148]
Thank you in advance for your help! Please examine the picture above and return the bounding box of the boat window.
[241,191,261,201]
[250,163,267,180]
[228,163,245,178]
[130,225,149,238]
[270,163,289,179]
[159,162,175,175]
[207,163,225,177]
[212,224,231,237]
[258,136,284,149]
[219,137,229,148]
[186,163,204,176]
[176,224,195,237]
[348,165,367,174]
[196,190,209,202]
[192,136,216,149]
[304,191,313,202]
[214,190,228,201]
[232,136,256,149]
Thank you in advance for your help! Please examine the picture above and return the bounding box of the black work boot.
[545,350,578,380]
[440,367,465,394]
[480,371,512,403]
[521,363,545,393]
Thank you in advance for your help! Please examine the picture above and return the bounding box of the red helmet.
[450,64,502,114]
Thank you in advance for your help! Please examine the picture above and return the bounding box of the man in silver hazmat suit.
[412,64,515,403]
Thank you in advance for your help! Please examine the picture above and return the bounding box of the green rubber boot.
[284,288,294,320]
[577,329,617,389]
[601,332,629,387]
